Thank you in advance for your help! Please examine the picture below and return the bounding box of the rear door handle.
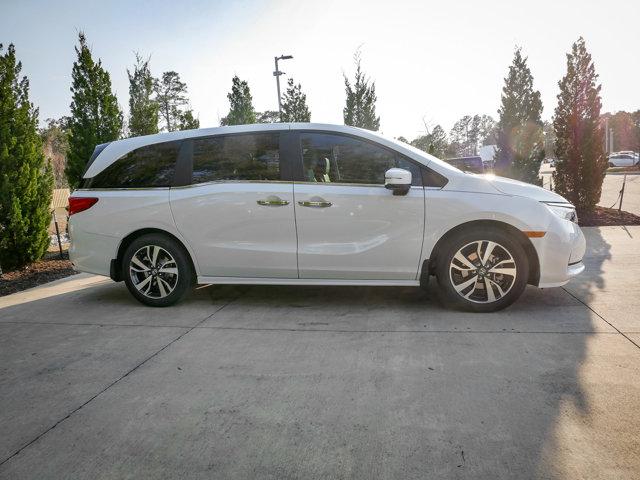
[257,196,289,206]
[298,200,332,208]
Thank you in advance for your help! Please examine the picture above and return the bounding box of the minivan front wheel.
[123,233,194,307]
[435,228,528,312]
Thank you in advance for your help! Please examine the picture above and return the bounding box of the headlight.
[543,202,578,223]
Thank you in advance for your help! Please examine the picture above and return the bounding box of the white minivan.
[69,123,585,312]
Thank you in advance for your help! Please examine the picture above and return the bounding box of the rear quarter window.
[85,141,181,188]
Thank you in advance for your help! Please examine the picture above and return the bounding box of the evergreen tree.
[553,37,607,213]
[256,110,280,124]
[494,48,544,183]
[177,109,200,130]
[66,33,122,189]
[220,76,256,126]
[603,111,640,152]
[40,117,70,188]
[411,125,449,158]
[343,52,380,131]
[0,44,54,269]
[155,71,190,132]
[450,115,497,156]
[542,120,556,159]
[127,53,158,137]
[281,78,311,122]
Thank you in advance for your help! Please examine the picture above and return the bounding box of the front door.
[170,131,297,278]
[293,132,425,280]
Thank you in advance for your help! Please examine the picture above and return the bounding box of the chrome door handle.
[298,200,332,208]
[257,198,289,206]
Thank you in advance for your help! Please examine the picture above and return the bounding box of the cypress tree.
[177,109,200,130]
[256,111,280,123]
[343,52,380,131]
[66,33,122,189]
[155,71,194,132]
[494,48,544,183]
[281,78,310,122]
[553,37,607,213]
[411,125,449,158]
[0,44,54,269]
[220,76,256,126]
[127,53,158,137]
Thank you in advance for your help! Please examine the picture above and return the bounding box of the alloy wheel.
[129,245,179,299]
[448,240,517,304]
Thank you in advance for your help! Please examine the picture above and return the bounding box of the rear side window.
[192,133,280,184]
[88,141,180,188]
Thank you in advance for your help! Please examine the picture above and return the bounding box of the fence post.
[52,210,63,259]
[618,174,627,212]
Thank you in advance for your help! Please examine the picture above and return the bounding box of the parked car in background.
[542,158,556,167]
[445,156,484,174]
[615,151,639,158]
[69,123,585,312]
[608,152,639,167]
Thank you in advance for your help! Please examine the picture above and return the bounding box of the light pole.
[273,55,293,117]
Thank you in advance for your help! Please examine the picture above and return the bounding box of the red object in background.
[68,197,98,216]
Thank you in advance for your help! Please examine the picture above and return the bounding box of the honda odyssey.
[68,123,585,312]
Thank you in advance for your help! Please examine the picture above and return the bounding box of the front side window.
[300,133,421,186]
[192,133,280,184]
[88,141,180,188]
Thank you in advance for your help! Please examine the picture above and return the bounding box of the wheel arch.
[425,219,540,286]
[111,228,197,282]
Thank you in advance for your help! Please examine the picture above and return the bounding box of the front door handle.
[257,196,289,206]
[298,200,332,208]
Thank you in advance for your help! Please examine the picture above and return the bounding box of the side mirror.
[384,168,412,196]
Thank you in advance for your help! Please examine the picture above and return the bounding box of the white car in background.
[608,152,639,167]
[69,123,585,312]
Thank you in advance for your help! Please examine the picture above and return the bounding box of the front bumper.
[533,220,586,288]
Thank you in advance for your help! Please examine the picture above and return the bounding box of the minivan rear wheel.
[122,233,194,307]
[435,227,528,312]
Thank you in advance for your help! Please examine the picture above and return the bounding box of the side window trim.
[173,139,193,187]
[279,130,298,182]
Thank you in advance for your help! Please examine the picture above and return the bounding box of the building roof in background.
[478,145,497,162]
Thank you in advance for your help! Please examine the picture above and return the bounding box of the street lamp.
[273,54,293,117]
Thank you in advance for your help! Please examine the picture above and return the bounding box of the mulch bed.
[0,252,78,297]
[579,206,640,227]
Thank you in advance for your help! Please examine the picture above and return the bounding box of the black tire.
[434,227,529,312]
[122,233,195,307]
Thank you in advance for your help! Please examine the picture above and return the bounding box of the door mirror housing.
[385,168,412,195]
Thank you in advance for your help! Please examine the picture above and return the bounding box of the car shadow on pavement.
[1,230,625,479]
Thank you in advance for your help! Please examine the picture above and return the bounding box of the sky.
[2,0,639,139]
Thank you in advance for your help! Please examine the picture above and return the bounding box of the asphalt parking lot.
[1,227,639,479]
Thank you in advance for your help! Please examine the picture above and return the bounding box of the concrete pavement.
[1,227,639,479]
[540,165,640,215]
[599,173,640,215]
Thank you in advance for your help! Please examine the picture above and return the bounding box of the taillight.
[68,197,99,216]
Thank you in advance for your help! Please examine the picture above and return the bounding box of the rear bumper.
[68,220,118,277]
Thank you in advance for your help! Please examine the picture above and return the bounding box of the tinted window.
[300,133,422,186]
[89,141,180,188]
[422,168,448,188]
[192,133,280,184]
